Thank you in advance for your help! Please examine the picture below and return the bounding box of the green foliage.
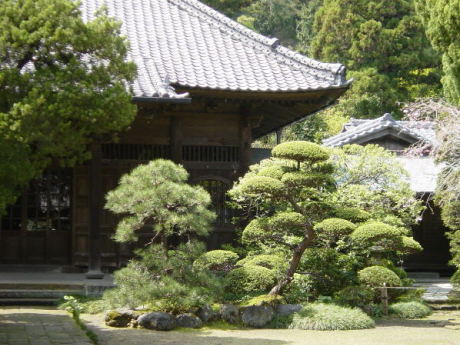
[238,176,285,196]
[389,301,432,319]
[334,286,375,309]
[239,293,285,307]
[0,0,136,210]
[332,145,424,229]
[224,265,277,295]
[416,0,460,105]
[297,248,362,297]
[193,250,239,272]
[351,222,402,246]
[309,0,441,118]
[451,270,460,287]
[314,218,356,245]
[103,243,223,313]
[333,207,371,224]
[272,141,329,164]
[237,254,288,274]
[288,303,375,330]
[105,160,215,245]
[201,0,250,17]
[283,273,315,303]
[358,266,402,287]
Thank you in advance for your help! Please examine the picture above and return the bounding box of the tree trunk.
[269,228,314,295]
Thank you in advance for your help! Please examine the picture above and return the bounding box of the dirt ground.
[82,310,460,345]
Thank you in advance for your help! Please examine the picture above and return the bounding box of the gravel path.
[82,311,460,345]
[0,307,92,345]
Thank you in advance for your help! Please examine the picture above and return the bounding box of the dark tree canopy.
[0,0,137,210]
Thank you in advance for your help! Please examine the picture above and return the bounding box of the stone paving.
[413,278,453,302]
[0,307,92,345]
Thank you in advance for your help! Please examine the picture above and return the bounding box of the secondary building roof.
[323,113,436,147]
[323,113,440,193]
[79,0,350,101]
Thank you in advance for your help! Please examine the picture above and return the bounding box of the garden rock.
[197,305,219,322]
[175,313,203,328]
[138,312,176,331]
[275,304,302,316]
[241,305,274,328]
[104,308,136,328]
[220,304,240,324]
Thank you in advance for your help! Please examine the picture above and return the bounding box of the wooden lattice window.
[198,179,232,225]
[1,170,72,231]
[183,146,239,162]
[102,144,171,160]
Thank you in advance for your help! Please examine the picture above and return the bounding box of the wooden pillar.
[170,116,183,163]
[239,105,252,175]
[86,143,104,279]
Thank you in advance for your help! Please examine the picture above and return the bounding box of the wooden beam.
[238,104,252,175]
[86,143,104,279]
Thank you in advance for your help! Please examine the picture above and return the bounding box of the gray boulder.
[138,312,176,331]
[176,313,203,328]
[241,305,274,328]
[197,305,219,322]
[220,304,240,324]
[275,304,302,316]
[104,308,136,328]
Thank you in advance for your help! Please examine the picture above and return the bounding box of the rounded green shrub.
[334,286,375,308]
[288,303,375,330]
[351,222,401,244]
[358,266,401,287]
[225,265,276,294]
[269,212,305,235]
[314,218,356,237]
[193,250,239,272]
[389,301,431,319]
[272,141,329,163]
[451,269,460,286]
[333,207,371,223]
[241,218,269,245]
[237,254,287,272]
[281,172,333,188]
[257,165,286,180]
[398,236,423,254]
[239,176,284,195]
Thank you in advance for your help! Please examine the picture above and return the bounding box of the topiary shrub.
[315,218,356,245]
[288,303,375,330]
[358,266,401,287]
[389,302,431,319]
[334,286,375,309]
[237,254,287,274]
[397,236,423,254]
[272,141,329,164]
[333,207,371,223]
[193,250,239,272]
[224,265,277,295]
[351,222,402,245]
[238,176,284,196]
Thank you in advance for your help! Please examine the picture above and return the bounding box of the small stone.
[240,305,274,328]
[138,312,176,331]
[275,304,302,316]
[176,313,203,328]
[220,304,240,324]
[104,309,135,328]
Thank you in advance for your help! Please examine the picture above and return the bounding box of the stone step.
[0,298,58,306]
[408,271,441,280]
[0,289,84,299]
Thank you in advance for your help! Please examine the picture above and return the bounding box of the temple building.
[0,0,350,274]
[324,113,450,273]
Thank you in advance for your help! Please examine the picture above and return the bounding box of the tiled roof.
[323,113,437,147]
[79,0,350,100]
[323,113,440,193]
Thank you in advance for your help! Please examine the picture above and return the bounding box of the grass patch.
[389,302,432,319]
[202,320,244,330]
[289,303,375,330]
[239,294,285,307]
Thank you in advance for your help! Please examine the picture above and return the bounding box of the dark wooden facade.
[0,88,347,268]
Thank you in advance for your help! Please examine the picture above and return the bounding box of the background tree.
[416,0,460,105]
[309,0,441,119]
[0,0,136,210]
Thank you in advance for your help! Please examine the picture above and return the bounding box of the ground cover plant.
[389,301,432,319]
